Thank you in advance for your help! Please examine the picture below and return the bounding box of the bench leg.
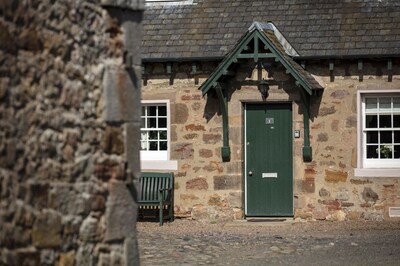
[169,204,173,222]
[159,203,163,226]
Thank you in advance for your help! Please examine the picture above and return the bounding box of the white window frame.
[140,100,177,170]
[355,90,400,177]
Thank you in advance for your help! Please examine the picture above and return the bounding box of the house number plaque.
[265,118,274,124]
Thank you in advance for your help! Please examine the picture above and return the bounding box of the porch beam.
[237,53,276,59]
[215,83,231,162]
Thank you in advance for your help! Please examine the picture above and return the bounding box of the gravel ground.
[137,219,400,265]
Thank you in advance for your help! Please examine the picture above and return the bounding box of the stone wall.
[0,0,143,265]
[142,59,400,222]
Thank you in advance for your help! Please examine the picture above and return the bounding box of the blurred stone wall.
[0,0,143,265]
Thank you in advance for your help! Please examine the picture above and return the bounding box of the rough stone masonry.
[0,0,144,265]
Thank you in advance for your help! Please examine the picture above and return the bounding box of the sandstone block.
[76,244,95,266]
[171,143,194,160]
[101,126,124,155]
[58,251,76,266]
[336,188,349,201]
[317,133,328,142]
[228,192,242,208]
[172,103,189,124]
[185,124,205,131]
[214,175,240,190]
[79,215,101,243]
[362,187,379,203]
[208,194,225,207]
[302,177,315,193]
[319,188,331,198]
[347,211,363,221]
[320,199,341,211]
[325,170,347,183]
[32,210,62,248]
[327,210,346,221]
[319,106,336,116]
[186,177,208,190]
[199,149,213,158]
[203,134,221,144]
[312,205,329,220]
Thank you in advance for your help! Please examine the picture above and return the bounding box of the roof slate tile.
[143,0,400,60]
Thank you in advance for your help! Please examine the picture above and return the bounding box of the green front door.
[245,103,293,216]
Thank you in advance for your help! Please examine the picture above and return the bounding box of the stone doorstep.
[224,217,295,227]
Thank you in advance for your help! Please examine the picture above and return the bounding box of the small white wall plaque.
[262,173,278,178]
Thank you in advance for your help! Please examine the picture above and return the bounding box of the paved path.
[137,219,400,265]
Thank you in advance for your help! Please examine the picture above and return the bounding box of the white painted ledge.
[141,160,178,171]
[354,168,400,178]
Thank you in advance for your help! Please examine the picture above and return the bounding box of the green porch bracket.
[215,83,230,162]
[299,88,312,162]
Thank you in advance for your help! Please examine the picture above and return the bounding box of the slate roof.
[142,0,400,60]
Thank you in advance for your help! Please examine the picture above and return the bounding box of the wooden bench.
[138,172,174,226]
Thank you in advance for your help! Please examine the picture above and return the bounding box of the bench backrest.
[140,172,174,202]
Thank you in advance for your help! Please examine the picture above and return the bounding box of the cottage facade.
[141,0,400,221]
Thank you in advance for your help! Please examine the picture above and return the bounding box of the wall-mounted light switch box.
[294,130,300,138]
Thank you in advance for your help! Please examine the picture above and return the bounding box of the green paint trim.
[200,31,258,96]
[299,89,312,162]
[215,83,230,162]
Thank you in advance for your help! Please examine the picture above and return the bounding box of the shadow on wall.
[202,61,324,123]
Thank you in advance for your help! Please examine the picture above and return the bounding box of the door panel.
[245,103,293,216]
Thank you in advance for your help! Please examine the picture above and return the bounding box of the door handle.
[248,171,253,176]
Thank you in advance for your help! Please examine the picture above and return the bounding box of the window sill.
[141,160,178,170]
[355,168,400,177]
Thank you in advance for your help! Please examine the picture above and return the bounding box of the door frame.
[243,101,295,216]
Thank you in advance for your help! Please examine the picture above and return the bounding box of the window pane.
[140,132,148,141]
[380,145,393,159]
[379,115,391,128]
[395,131,400,143]
[160,141,167,150]
[367,145,378,158]
[393,97,400,112]
[379,97,391,112]
[380,131,392,144]
[159,130,167,140]
[366,131,378,143]
[149,130,158,140]
[142,106,146,116]
[141,118,146,128]
[148,118,156,128]
[149,141,158,150]
[159,105,167,116]
[366,115,377,128]
[394,115,400,127]
[159,118,167,128]
[149,106,157,116]
[140,141,148,150]
[366,98,377,112]
[394,145,400,159]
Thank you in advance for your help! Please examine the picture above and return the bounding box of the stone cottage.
[141,0,400,221]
